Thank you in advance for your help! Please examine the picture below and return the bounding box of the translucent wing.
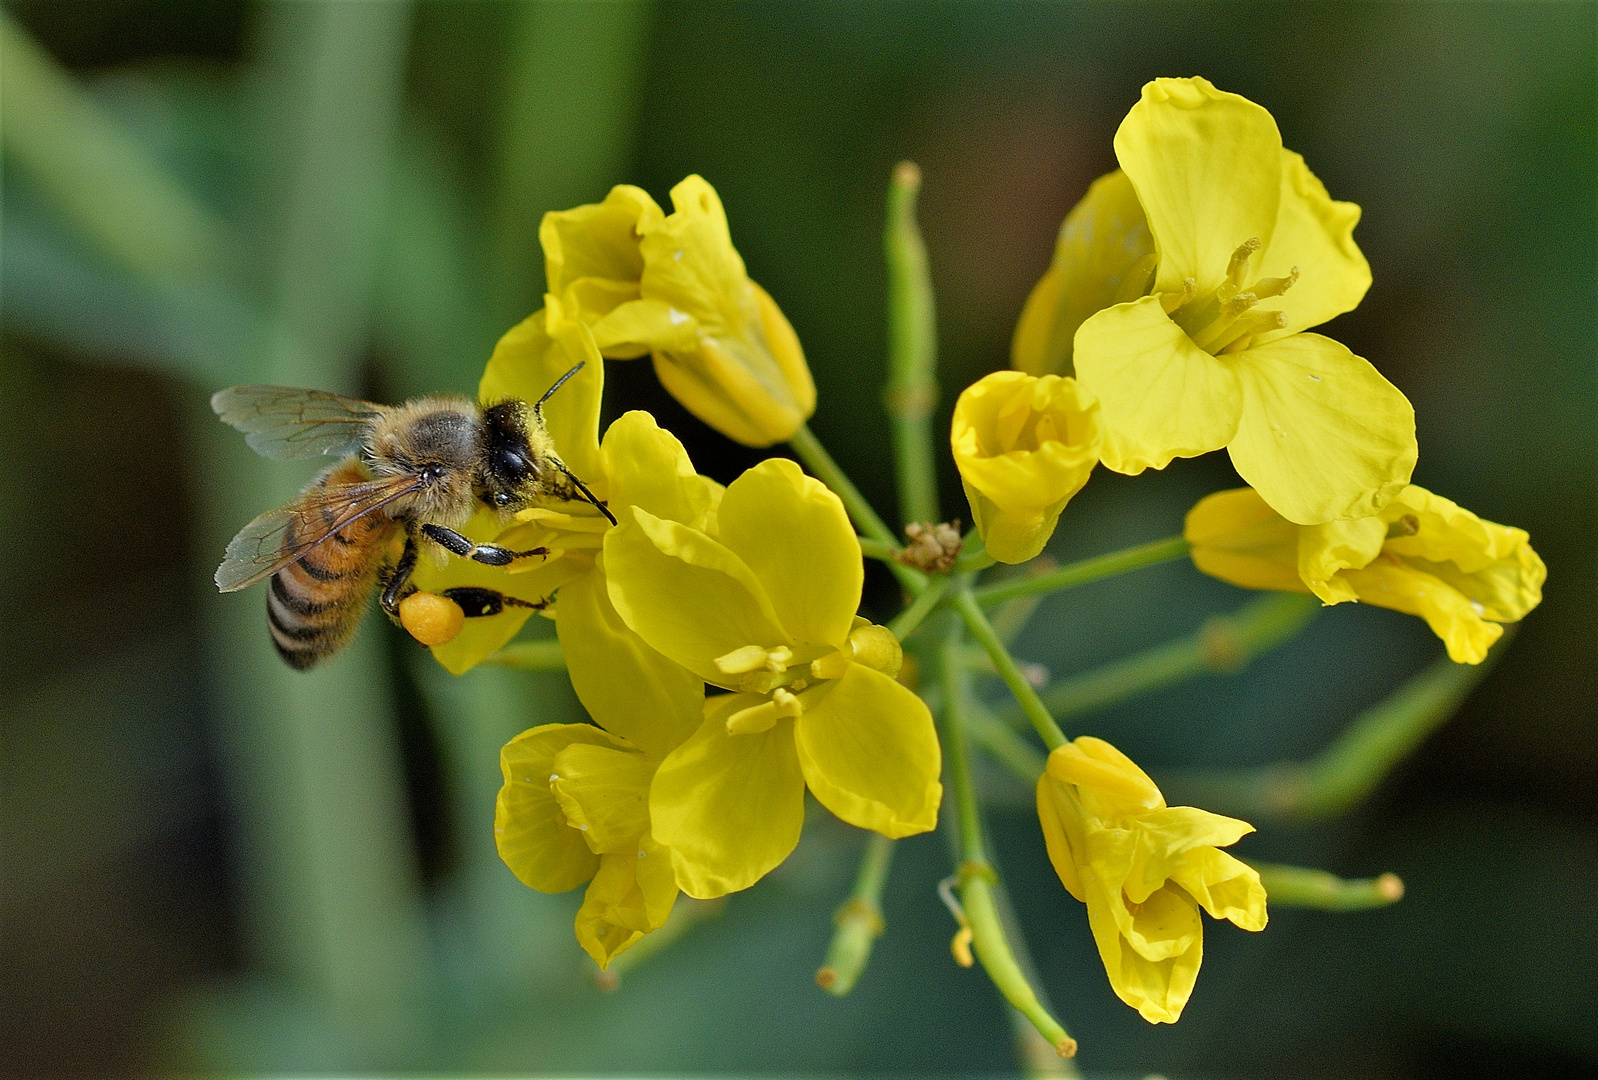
[211,385,384,460]
[215,472,418,592]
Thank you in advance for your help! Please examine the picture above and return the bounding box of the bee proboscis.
[212,362,611,669]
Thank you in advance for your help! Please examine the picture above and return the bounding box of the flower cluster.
[398,75,1543,1044]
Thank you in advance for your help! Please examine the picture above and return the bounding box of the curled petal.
[496,723,631,893]
[1229,333,1416,526]
[1344,558,1503,664]
[541,183,661,305]
[549,742,654,854]
[1168,847,1267,932]
[574,839,678,970]
[715,458,862,649]
[1184,487,1307,595]
[1114,77,1282,295]
[1075,296,1242,475]
[1083,879,1204,1024]
[793,665,942,838]
[650,696,806,898]
[1299,514,1388,604]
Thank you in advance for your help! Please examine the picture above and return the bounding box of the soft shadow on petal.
[716,459,862,650]
[793,666,942,838]
[1255,150,1371,340]
[1075,297,1242,474]
[496,723,630,893]
[650,698,806,898]
[1114,77,1282,294]
[1229,333,1416,525]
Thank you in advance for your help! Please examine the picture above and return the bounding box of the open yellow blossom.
[547,176,815,447]
[1065,77,1415,526]
[951,371,1102,563]
[494,632,703,968]
[1036,737,1266,1024]
[1186,486,1545,664]
[604,458,942,898]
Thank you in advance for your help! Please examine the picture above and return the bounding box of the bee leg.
[439,586,549,618]
[420,523,550,567]
[379,535,420,618]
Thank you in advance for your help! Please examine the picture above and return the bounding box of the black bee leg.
[380,535,420,618]
[439,587,550,618]
[420,523,550,566]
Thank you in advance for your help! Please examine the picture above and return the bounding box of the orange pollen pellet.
[399,591,465,646]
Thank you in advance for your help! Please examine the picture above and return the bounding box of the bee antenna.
[560,464,618,525]
[534,360,587,413]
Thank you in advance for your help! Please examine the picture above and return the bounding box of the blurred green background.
[1,1,1593,1077]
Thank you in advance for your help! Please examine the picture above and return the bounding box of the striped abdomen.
[268,460,399,669]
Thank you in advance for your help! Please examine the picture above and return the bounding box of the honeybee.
[212,362,612,669]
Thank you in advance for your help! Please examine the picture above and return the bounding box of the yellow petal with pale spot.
[1114,77,1282,295]
[1074,296,1242,475]
[649,695,806,898]
[549,741,654,854]
[1228,333,1415,525]
[1012,170,1154,377]
[793,665,942,838]
[589,297,701,357]
[495,723,630,893]
[715,458,862,650]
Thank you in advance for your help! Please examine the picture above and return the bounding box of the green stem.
[1251,862,1405,911]
[939,628,1076,1059]
[858,536,897,562]
[972,535,1190,607]
[954,590,1066,751]
[884,161,940,528]
[888,574,952,642]
[815,833,896,996]
[480,639,567,671]
[966,701,1048,785]
[790,423,924,591]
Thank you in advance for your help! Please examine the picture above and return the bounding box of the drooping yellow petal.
[555,567,704,758]
[573,840,678,970]
[1114,77,1282,295]
[1344,557,1503,664]
[792,665,942,838]
[1046,736,1165,817]
[1298,513,1387,604]
[649,695,806,898]
[1124,805,1256,905]
[496,723,631,893]
[541,183,662,310]
[1074,296,1242,474]
[1183,487,1307,595]
[1254,150,1371,340]
[549,742,654,854]
[1228,333,1416,525]
[1012,170,1155,377]
[478,309,606,492]
[1084,881,1205,1024]
[588,297,702,357]
[604,507,789,682]
[715,458,862,649]
[1168,846,1267,932]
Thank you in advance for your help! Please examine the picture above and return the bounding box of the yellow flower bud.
[951,371,1102,563]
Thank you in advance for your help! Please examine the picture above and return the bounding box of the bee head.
[479,401,540,510]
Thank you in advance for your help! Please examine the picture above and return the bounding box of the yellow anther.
[847,624,903,678]
[764,646,795,672]
[811,650,852,681]
[1251,266,1299,299]
[725,699,780,735]
[1212,309,1289,355]
[950,926,975,968]
[1226,237,1262,287]
[715,644,772,675]
[771,687,804,717]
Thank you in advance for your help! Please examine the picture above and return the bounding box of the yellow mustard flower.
[494,632,703,969]
[951,371,1102,564]
[1065,76,1416,526]
[1185,485,1545,664]
[1036,736,1266,1024]
[1012,169,1154,377]
[603,457,942,898]
[546,176,815,447]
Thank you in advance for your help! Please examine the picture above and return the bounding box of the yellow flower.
[951,371,1102,564]
[1186,485,1545,664]
[494,634,704,968]
[1036,737,1266,1024]
[548,176,815,447]
[603,458,942,897]
[1065,77,1415,526]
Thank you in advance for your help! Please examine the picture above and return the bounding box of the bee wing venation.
[211,385,384,460]
[214,474,419,592]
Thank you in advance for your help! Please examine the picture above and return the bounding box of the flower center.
[712,624,904,735]
[1165,238,1298,355]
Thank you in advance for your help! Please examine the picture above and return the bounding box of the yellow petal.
[478,308,607,490]
[1012,169,1155,377]
[1255,150,1371,340]
[715,458,862,649]
[1344,558,1503,664]
[599,410,719,528]
[541,183,662,304]
[1083,878,1203,1024]
[649,695,806,898]
[650,325,809,448]
[555,567,704,758]
[1168,847,1267,932]
[1298,512,1387,604]
[1114,77,1282,294]
[1184,487,1307,595]
[1124,805,1256,904]
[604,507,789,683]
[1035,774,1086,901]
[793,665,942,838]
[495,723,630,893]
[1228,333,1416,525]
[1047,737,1166,819]
[549,742,653,854]
[573,841,678,970]
[638,175,752,329]
[1074,296,1242,474]
[589,297,702,357]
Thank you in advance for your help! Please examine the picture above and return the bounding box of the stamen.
[1191,293,1260,352]
[726,700,779,735]
[1386,514,1421,539]
[811,650,852,681]
[1226,238,1262,289]
[716,644,775,675]
[1213,310,1288,355]
[1250,266,1299,299]
[764,646,795,672]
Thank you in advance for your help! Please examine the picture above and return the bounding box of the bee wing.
[211,385,385,460]
[215,473,419,592]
